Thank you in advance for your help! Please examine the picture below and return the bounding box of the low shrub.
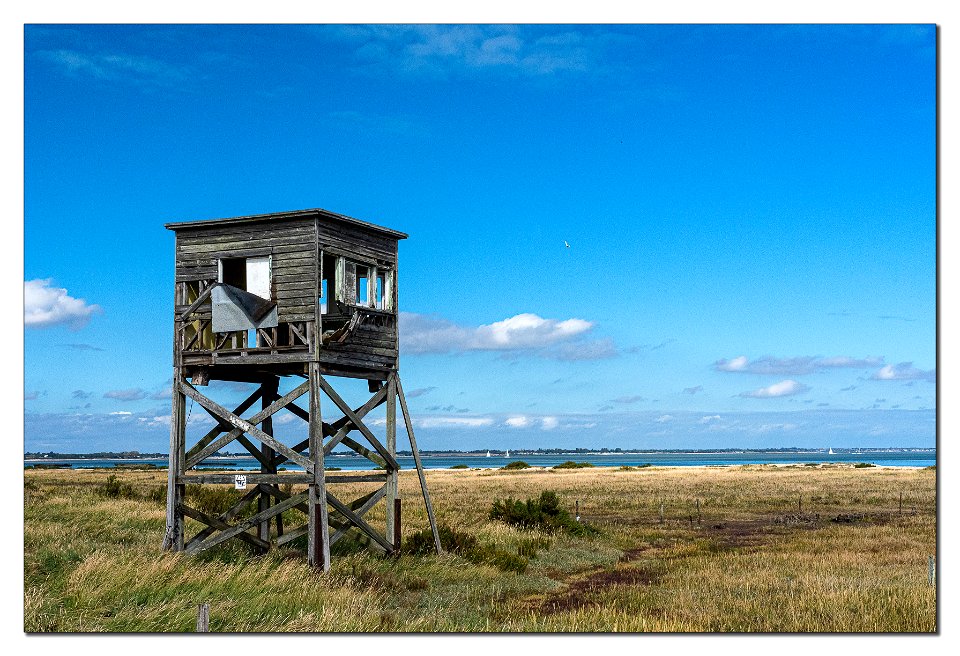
[502,461,531,470]
[853,462,876,468]
[403,524,530,573]
[450,464,469,469]
[184,484,254,517]
[489,490,598,537]
[100,474,136,499]
[553,461,594,469]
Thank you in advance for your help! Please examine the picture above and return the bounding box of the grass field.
[23,464,936,633]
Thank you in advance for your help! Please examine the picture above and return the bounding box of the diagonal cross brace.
[185,492,309,555]
[326,490,394,553]
[185,387,262,463]
[329,485,387,547]
[181,503,270,552]
[316,375,399,471]
[272,385,389,468]
[184,485,262,550]
[181,380,314,472]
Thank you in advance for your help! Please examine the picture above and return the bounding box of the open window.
[356,265,370,307]
[218,255,272,300]
[329,256,395,312]
[321,252,337,314]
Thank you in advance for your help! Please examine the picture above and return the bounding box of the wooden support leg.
[258,377,279,547]
[163,367,186,551]
[396,376,442,555]
[307,363,330,571]
[385,373,398,543]
[394,498,402,553]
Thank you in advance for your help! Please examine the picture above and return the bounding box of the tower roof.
[164,207,408,240]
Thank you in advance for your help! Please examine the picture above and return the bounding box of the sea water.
[24,449,936,471]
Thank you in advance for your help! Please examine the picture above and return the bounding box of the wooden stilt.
[385,373,398,543]
[308,362,330,571]
[396,376,442,555]
[163,367,186,551]
[258,377,279,546]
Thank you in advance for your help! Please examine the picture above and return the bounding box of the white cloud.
[716,355,749,372]
[24,279,101,329]
[417,416,494,429]
[871,363,935,382]
[505,416,531,428]
[138,415,170,428]
[37,49,188,87]
[715,355,883,375]
[540,416,559,430]
[655,415,673,423]
[698,415,722,424]
[104,388,147,401]
[331,25,592,77]
[405,386,437,398]
[400,312,613,359]
[754,423,799,433]
[740,380,811,399]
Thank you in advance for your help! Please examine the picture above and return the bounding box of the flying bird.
[564,241,570,248]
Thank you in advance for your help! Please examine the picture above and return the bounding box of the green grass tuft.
[553,461,595,469]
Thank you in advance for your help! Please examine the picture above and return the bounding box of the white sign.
[234,474,247,490]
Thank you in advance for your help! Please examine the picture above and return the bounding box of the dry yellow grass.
[24,464,936,632]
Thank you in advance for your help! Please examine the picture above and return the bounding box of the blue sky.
[23,24,936,452]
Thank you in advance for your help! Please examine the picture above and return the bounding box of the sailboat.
[486,450,491,457]
[505,449,510,458]
[828,448,835,455]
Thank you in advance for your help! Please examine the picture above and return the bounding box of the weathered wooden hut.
[162,208,440,569]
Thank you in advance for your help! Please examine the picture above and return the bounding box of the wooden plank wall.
[320,319,398,371]
[174,218,317,323]
[173,212,401,375]
[317,219,398,266]
[317,217,399,372]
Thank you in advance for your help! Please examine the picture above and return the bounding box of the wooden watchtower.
[161,208,440,569]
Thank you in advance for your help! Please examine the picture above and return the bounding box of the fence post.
[197,603,210,632]
[798,495,802,514]
[575,500,580,522]
[899,491,903,515]
[659,499,664,524]
[696,498,701,525]
[929,556,936,587]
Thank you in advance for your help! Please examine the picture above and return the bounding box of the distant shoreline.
[24,447,936,462]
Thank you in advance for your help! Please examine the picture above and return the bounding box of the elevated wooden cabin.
[162,208,440,568]
[165,208,406,383]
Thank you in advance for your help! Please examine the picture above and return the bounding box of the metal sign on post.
[234,474,247,490]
